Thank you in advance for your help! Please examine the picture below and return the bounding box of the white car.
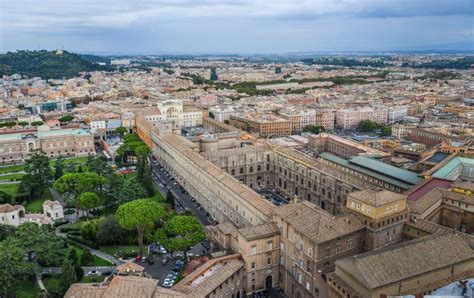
[160,245,167,254]
[86,270,99,276]
[162,279,173,288]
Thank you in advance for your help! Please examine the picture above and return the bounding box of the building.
[315,110,335,130]
[0,203,56,226]
[208,105,236,122]
[25,100,72,115]
[407,127,470,148]
[308,133,390,159]
[328,234,474,298]
[230,114,292,138]
[42,200,64,221]
[387,105,408,124]
[173,254,245,297]
[0,126,95,163]
[345,189,409,250]
[335,108,387,130]
[273,201,365,298]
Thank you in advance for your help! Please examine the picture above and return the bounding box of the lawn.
[42,276,61,294]
[25,188,54,212]
[99,245,139,257]
[0,183,20,197]
[14,278,40,298]
[82,275,106,283]
[70,244,112,266]
[0,172,24,181]
[50,156,89,167]
[0,164,25,174]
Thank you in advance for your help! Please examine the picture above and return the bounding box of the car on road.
[159,245,167,254]
[162,256,169,265]
[135,256,142,262]
[86,270,99,276]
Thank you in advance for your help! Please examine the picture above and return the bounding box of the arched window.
[257,165,261,171]
[249,167,253,173]
[240,167,244,174]
[231,169,235,175]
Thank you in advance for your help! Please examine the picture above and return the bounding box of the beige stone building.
[328,234,474,298]
[0,126,95,163]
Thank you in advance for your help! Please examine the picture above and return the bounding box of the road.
[39,266,116,275]
[150,161,213,226]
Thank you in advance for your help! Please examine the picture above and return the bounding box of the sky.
[0,0,473,54]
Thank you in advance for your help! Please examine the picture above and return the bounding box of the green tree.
[54,172,106,220]
[18,121,29,127]
[31,121,44,126]
[115,199,165,256]
[381,125,392,137]
[54,155,65,180]
[302,125,325,134]
[59,115,74,123]
[96,216,125,246]
[78,192,100,219]
[8,223,65,266]
[223,120,230,124]
[155,215,206,258]
[0,224,16,241]
[59,260,77,295]
[208,111,215,119]
[0,241,32,296]
[166,190,175,209]
[23,150,52,198]
[65,248,79,267]
[115,126,127,136]
[80,249,93,266]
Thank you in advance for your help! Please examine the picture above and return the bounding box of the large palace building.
[136,115,474,298]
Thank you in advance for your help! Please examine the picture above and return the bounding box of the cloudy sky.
[0,0,473,54]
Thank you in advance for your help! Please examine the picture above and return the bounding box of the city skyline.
[1,0,473,54]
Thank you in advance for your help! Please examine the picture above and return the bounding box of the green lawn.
[70,244,112,266]
[81,275,106,283]
[0,164,25,174]
[14,278,40,298]
[25,188,54,212]
[0,183,20,197]
[99,245,139,257]
[42,276,60,294]
[0,172,24,181]
[50,156,89,166]
[62,220,86,230]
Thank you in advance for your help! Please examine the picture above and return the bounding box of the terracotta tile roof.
[0,204,23,213]
[173,254,244,296]
[349,189,406,207]
[452,181,474,192]
[102,275,158,298]
[64,283,106,298]
[238,222,280,241]
[408,188,444,215]
[116,261,144,274]
[404,220,474,244]
[336,234,474,290]
[273,201,365,244]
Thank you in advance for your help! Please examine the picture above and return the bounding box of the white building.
[143,99,202,128]
[90,120,106,133]
[208,105,235,122]
[387,106,408,124]
[0,203,55,226]
[335,107,388,129]
[43,200,64,220]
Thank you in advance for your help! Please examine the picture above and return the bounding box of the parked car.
[159,245,167,254]
[135,256,142,262]
[162,279,173,288]
[86,270,99,276]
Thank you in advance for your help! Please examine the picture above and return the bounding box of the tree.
[18,121,29,127]
[0,224,16,241]
[115,199,165,256]
[54,155,65,180]
[224,120,230,124]
[208,111,215,119]
[8,223,66,266]
[166,190,175,209]
[135,144,153,196]
[31,121,44,126]
[96,216,125,246]
[59,115,74,123]
[115,126,127,136]
[156,215,206,259]
[23,150,52,198]
[357,120,382,132]
[78,192,100,219]
[0,241,32,296]
[59,260,77,295]
[381,125,392,137]
[80,249,93,266]
[65,248,79,267]
[302,125,325,134]
[54,172,106,220]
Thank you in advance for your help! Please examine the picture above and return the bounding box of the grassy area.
[42,276,60,294]
[99,245,139,257]
[70,244,112,266]
[50,156,89,167]
[0,172,24,181]
[0,164,25,174]
[149,188,165,202]
[25,187,54,212]
[82,275,106,283]
[14,278,40,298]
[0,183,20,197]
[62,219,86,230]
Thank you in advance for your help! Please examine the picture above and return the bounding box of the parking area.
[256,188,288,206]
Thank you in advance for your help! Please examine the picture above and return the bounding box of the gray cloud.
[0,0,472,52]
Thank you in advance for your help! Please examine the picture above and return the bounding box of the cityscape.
[0,1,473,298]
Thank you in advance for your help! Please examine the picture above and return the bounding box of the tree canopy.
[115,199,165,255]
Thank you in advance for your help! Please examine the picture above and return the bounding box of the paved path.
[40,266,116,275]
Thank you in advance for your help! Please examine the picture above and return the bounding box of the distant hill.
[0,50,111,79]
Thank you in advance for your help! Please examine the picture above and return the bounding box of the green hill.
[0,50,111,79]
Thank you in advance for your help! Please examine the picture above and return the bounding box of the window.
[267,240,273,250]
[335,243,341,254]
[251,262,256,269]
[251,245,257,254]
[267,255,272,265]
[347,239,353,249]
